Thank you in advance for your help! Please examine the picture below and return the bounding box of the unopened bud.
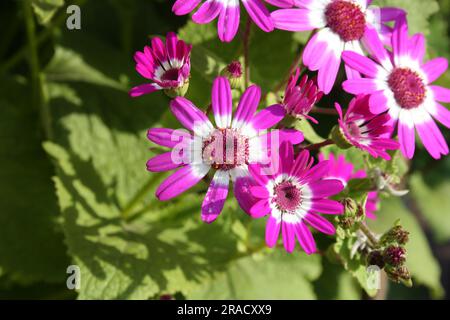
[221,61,243,90]
[341,198,358,218]
[383,245,406,267]
[381,224,410,245]
[367,250,385,269]
[386,265,412,287]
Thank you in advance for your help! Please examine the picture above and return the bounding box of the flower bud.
[221,61,243,90]
[367,250,385,269]
[330,125,353,149]
[386,265,412,287]
[383,245,406,267]
[341,198,358,218]
[381,224,410,245]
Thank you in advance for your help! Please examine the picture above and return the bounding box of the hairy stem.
[304,139,334,151]
[23,0,53,139]
[359,222,380,249]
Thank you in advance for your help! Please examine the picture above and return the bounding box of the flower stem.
[243,17,252,88]
[359,222,380,249]
[304,139,334,151]
[121,176,160,220]
[23,0,53,140]
[310,107,339,115]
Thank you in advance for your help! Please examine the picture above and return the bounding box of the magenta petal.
[173,0,202,15]
[234,175,259,214]
[308,179,344,198]
[430,85,450,103]
[429,102,450,128]
[294,222,316,255]
[369,90,389,114]
[192,0,222,24]
[361,27,392,70]
[248,164,271,185]
[146,152,182,172]
[250,104,286,130]
[156,164,210,201]
[212,77,232,128]
[312,199,344,215]
[218,2,240,42]
[398,112,415,159]
[233,85,261,127]
[279,141,294,174]
[271,9,314,31]
[342,79,380,95]
[318,51,341,94]
[304,213,335,235]
[242,0,274,32]
[250,199,271,218]
[342,51,381,78]
[409,33,426,63]
[266,0,294,8]
[301,160,330,182]
[282,222,296,253]
[422,58,448,84]
[250,186,270,199]
[201,171,229,223]
[416,117,449,159]
[129,83,161,97]
[266,216,281,248]
[170,97,213,135]
[392,16,409,64]
[147,128,191,148]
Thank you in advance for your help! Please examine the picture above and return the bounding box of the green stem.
[23,0,53,139]
[121,177,159,220]
[359,222,379,249]
[304,139,334,151]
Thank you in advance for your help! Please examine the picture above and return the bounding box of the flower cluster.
[129,0,449,255]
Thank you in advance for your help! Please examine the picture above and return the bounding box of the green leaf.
[44,46,127,91]
[0,77,69,283]
[409,173,450,243]
[293,119,324,144]
[31,0,64,25]
[368,197,444,298]
[376,0,439,35]
[188,251,322,299]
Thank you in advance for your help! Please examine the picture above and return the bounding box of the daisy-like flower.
[248,142,344,253]
[319,153,379,219]
[172,0,294,42]
[271,0,405,94]
[130,32,191,98]
[332,95,399,160]
[147,76,303,223]
[342,18,450,159]
[282,68,323,123]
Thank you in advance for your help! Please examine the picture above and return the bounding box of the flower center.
[272,180,302,213]
[202,128,249,170]
[161,68,180,81]
[388,68,426,109]
[325,0,366,42]
[347,121,362,138]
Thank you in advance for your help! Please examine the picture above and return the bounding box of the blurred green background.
[0,0,448,299]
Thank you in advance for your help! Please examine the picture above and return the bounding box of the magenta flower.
[342,18,450,159]
[147,76,303,223]
[283,68,323,123]
[271,0,404,94]
[172,0,294,42]
[319,153,379,219]
[334,95,399,160]
[130,32,191,97]
[248,142,344,253]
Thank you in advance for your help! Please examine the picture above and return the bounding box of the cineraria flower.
[342,19,450,159]
[130,32,191,98]
[271,0,405,94]
[172,0,294,42]
[147,76,303,223]
[248,142,344,253]
[319,153,379,219]
[332,95,399,160]
[282,68,323,123]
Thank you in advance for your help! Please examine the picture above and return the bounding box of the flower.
[342,18,450,159]
[319,152,379,219]
[282,68,323,123]
[172,0,294,42]
[271,0,405,94]
[147,76,303,223]
[248,142,344,253]
[129,32,191,98]
[221,61,243,89]
[332,95,399,160]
